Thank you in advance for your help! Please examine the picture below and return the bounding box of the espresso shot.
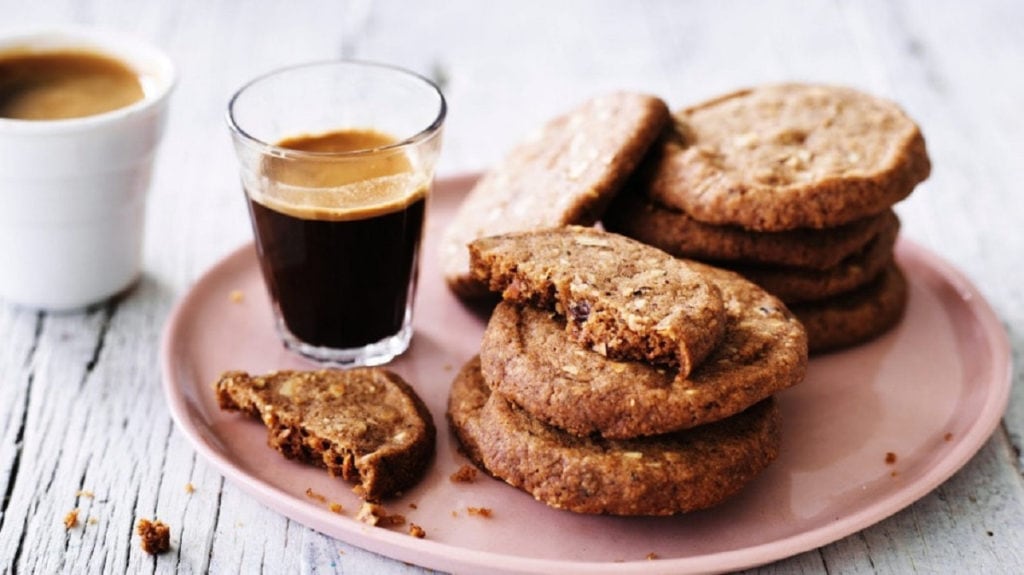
[228,60,446,365]
[247,129,427,349]
[247,128,430,362]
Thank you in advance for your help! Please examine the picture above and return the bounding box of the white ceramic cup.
[0,27,175,311]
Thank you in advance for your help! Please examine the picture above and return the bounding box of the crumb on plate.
[356,502,405,527]
[467,506,493,518]
[305,487,327,503]
[450,465,478,483]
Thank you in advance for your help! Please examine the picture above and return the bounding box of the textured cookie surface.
[215,369,435,500]
[441,92,670,297]
[448,357,781,516]
[604,189,897,270]
[730,212,899,304]
[479,262,806,438]
[791,262,908,353]
[640,83,930,231]
[470,226,725,377]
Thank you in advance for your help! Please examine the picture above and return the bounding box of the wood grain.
[1,0,1022,573]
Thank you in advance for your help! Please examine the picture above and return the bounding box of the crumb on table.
[63,509,80,529]
[409,523,426,538]
[885,452,898,465]
[646,552,659,560]
[328,502,344,514]
[75,490,95,499]
[136,518,171,555]
[229,289,244,303]
[184,483,195,494]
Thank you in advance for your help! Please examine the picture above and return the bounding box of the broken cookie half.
[214,368,435,501]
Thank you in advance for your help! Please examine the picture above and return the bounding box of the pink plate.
[161,174,1011,575]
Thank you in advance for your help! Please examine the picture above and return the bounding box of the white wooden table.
[2,1,1022,573]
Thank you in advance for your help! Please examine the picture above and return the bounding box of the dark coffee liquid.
[248,194,426,348]
[247,129,428,349]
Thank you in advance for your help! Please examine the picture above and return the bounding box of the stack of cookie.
[447,226,807,516]
[604,84,931,352]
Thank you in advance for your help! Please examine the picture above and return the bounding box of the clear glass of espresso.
[227,61,445,366]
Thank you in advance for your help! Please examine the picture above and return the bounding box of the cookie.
[639,83,930,231]
[448,356,781,516]
[479,262,806,439]
[603,188,897,270]
[441,92,670,297]
[469,226,725,377]
[790,262,909,353]
[731,212,899,304]
[214,368,435,501]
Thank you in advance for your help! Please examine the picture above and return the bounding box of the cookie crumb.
[450,465,478,483]
[356,502,405,527]
[450,510,459,518]
[338,549,346,556]
[63,509,80,529]
[885,452,897,465]
[75,490,94,499]
[381,514,406,527]
[229,290,244,303]
[944,432,954,442]
[409,503,418,510]
[136,518,171,555]
[409,523,426,538]
[328,502,344,514]
[890,470,899,478]
[467,506,493,518]
[646,552,659,560]
[184,483,195,494]
[305,487,327,503]
[87,517,98,525]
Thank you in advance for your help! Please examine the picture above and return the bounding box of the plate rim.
[160,173,1012,575]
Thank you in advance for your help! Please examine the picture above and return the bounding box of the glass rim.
[225,59,446,160]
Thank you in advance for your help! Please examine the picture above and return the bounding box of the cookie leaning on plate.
[214,368,435,501]
[448,356,781,516]
[469,226,726,378]
[639,83,930,231]
[478,261,806,439]
[441,92,670,298]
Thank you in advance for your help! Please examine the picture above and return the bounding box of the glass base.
[276,319,413,368]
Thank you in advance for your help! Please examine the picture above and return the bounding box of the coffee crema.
[0,49,144,120]
[247,128,428,349]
